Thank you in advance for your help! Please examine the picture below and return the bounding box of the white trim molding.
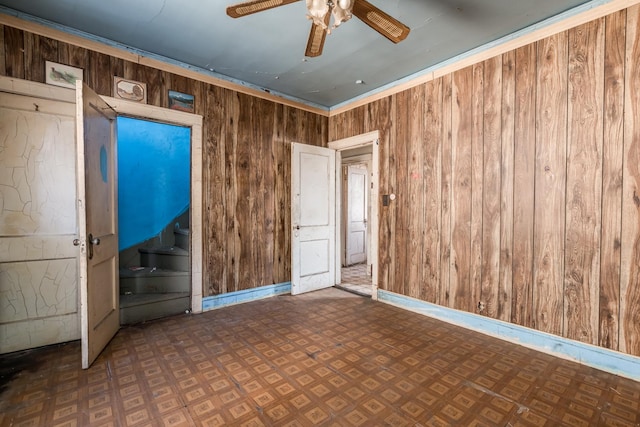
[379,290,640,382]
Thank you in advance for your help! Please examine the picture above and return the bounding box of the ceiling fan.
[226,0,410,57]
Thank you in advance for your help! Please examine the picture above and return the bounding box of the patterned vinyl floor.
[1,288,639,426]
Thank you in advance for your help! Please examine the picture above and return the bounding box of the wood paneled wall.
[329,6,640,357]
[0,23,328,298]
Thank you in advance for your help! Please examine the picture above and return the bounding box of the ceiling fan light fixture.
[306,0,330,29]
[306,0,353,33]
[226,0,409,58]
[331,0,354,30]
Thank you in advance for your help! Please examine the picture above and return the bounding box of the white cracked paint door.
[76,82,119,369]
[0,88,78,354]
[291,143,336,295]
[345,165,368,266]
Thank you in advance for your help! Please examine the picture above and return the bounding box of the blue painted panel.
[99,145,108,183]
[117,117,191,250]
[202,283,291,311]
[378,290,640,381]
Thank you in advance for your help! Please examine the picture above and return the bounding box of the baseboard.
[378,290,640,382]
[202,282,291,311]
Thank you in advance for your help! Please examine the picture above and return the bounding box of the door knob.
[73,239,81,246]
[88,233,100,260]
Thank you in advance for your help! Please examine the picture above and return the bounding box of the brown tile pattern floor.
[336,264,372,296]
[1,288,639,426]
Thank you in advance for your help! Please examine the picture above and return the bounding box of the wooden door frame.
[104,96,204,313]
[329,131,380,300]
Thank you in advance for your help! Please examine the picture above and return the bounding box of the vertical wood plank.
[23,32,37,81]
[440,75,453,307]
[135,64,164,107]
[0,24,5,76]
[170,74,189,95]
[394,90,410,296]
[471,63,484,313]
[260,99,277,285]
[450,67,473,310]
[24,33,57,83]
[89,51,113,96]
[251,99,264,286]
[499,50,515,322]
[387,95,397,293]
[364,98,378,133]
[122,59,137,81]
[329,111,345,141]
[236,93,254,291]
[204,84,227,296]
[565,19,604,345]
[512,44,537,327]
[316,112,329,147]
[599,10,626,351]
[249,100,261,287]
[4,26,24,79]
[423,79,443,303]
[350,106,366,139]
[191,80,205,117]
[273,104,287,283]
[407,86,425,299]
[225,91,240,294]
[375,96,394,292]
[110,57,125,95]
[282,106,303,282]
[533,32,568,336]
[58,42,89,75]
[481,56,502,318]
[620,4,640,356]
[281,107,294,282]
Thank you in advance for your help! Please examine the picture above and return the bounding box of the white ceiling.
[0,0,598,109]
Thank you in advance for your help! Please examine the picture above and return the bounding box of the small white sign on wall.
[45,61,83,89]
[113,77,147,104]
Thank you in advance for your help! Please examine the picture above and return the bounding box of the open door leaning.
[76,82,119,369]
[291,143,336,295]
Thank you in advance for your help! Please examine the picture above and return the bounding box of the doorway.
[337,149,372,297]
[116,117,192,324]
[104,96,204,318]
[329,131,379,300]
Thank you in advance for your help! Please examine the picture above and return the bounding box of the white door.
[0,87,78,354]
[76,82,119,369]
[345,165,368,265]
[291,143,336,295]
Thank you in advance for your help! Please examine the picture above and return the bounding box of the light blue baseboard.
[378,290,640,382]
[202,282,291,311]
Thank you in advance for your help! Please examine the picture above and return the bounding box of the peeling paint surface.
[0,259,77,322]
[0,107,76,235]
[0,97,79,354]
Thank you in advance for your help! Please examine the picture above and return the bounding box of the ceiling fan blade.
[226,0,301,18]
[304,12,330,57]
[352,0,410,43]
